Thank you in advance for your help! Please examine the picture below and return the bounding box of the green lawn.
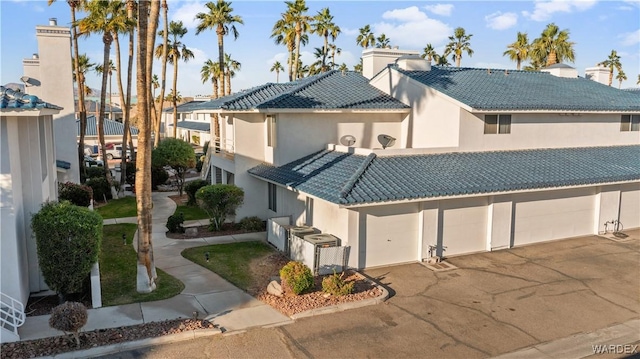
[96,196,137,219]
[100,224,184,306]
[175,204,209,221]
[182,241,274,290]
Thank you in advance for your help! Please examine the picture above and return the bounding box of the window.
[484,114,511,134]
[267,115,277,147]
[268,183,277,212]
[620,115,640,132]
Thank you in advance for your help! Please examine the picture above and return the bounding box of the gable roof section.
[162,100,210,113]
[190,71,409,112]
[249,145,640,206]
[173,120,210,132]
[1,86,62,110]
[78,115,139,136]
[394,66,640,112]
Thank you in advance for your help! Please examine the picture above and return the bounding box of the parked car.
[84,155,103,167]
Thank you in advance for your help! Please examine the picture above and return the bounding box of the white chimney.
[396,55,430,72]
[362,48,420,79]
[49,18,57,26]
[540,63,578,78]
[584,65,610,85]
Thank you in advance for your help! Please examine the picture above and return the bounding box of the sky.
[1,0,639,97]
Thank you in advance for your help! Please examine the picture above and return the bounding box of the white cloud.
[374,7,452,49]
[619,29,640,46]
[474,61,511,70]
[423,4,454,16]
[522,0,597,21]
[171,1,206,31]
[485,12,518,30]
[341,27,360,37]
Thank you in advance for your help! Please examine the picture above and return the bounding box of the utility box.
[290,231,339,275]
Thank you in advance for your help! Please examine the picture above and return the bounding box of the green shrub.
[85,166,105,180]
[322,270,354,296]
[58,182,93,207]
[49,301,88,347]
[124,161,136,187]
[152,138,196,195]
[196,184,244,231]
[85,177,112,201]
[239,216,265,231]
[279,261,314,295]
[31,201,103,300]
[166,212,185,233]
[151,165,169,190]
[185,179,209,206]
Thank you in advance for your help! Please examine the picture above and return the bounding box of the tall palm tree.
[328,43,341,69]
[444,27,473,67]
[272,17,307,81]
[122,0,137,177]
[154,0,168,148]
[311,7,340,72]
[422,43,436,64]
[155,21,194,138]
[94,59,115,120]
[356,24,375,49]
[78,0,129,198]
[135,0,161,293]
[72,54,94,106]
[434,53,451,66]
[375,34,391,49]
[598,50,622,87]
[270,61,285,82]
[224,53,240,95]
[201,59,221,98]
[195,0,243,97]
[281,0,311,80]
[338,63,348,72]
[616,70,627,89]
[48,0,88,171]
[523,58,543,71]
[531,23,575,67]
[503,32,530,70]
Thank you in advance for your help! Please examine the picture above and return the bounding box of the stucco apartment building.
[191,48,638,269]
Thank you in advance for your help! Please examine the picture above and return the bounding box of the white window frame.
[267,115,277,148]
[484,114,511,134]
[620,114,640,132]
[268,183,277,212]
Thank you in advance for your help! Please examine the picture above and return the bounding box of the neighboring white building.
[585,65,610,86]
[161,99,211,146]
[1,86,62,342]
[192,48,639,270]
[78,115,139,148]
[21,18,79,184]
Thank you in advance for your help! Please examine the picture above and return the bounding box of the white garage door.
[513,188,595,246]
[361,204,419,268]
[440,198,488,257]
[620,186,640,230]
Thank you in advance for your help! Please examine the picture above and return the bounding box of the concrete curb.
[46,328,222,359]
[290,272,389,320]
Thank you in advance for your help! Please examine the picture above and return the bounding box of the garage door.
[513,188,595,246]
[619,185,640,230]
[440,198,488,257]
[361,204,419,268]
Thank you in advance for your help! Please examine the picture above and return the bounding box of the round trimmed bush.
[239,216,265,232]
[184,179,209,206]
[279,261,314,295]
[85,176,112,201]
[58,182,93,207]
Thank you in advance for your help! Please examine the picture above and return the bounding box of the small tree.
[31,201,103,302]
[152,138,195,195]
[49,301,88,347]
[196,184,244,231]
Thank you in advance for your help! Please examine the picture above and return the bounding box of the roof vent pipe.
[49,18,57,26]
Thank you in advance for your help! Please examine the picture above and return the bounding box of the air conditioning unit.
[290,231,339,275]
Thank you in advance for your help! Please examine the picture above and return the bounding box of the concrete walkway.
[18,191,291,342]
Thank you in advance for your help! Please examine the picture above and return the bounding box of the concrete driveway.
[101,231,640,358]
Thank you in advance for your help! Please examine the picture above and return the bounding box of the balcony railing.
[212,136,234,160]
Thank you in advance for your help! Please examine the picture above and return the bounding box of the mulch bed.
[25,292,92,317]
[0,319,216,359]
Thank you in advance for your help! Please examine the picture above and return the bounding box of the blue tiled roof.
[78,115,139,136]
[249,145,640,205]
[172,120,210,132]
[186,71,409,112]
[162,100,210,113]
[1,86,62,110]
[56,160,71,169]
[78,100,122,113]
[394,66,640,112]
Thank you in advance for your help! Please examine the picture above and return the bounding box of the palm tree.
[531,23,575,67]
[637,75,640,85]
[201,59,221,97]
[48,0,88,171]
[72,54,94,103]
[328,43,341,69]
[282,0,311,80]
[422,43,436,64]
[444,27,473,67]
[434,53,451,66]
[271,18,308,81]
[155,21,194,138]
[375,34,391,49]
[523,58,544,71]
[338,63,348,72]
[224,53,240,95]
[356,24,375,49]
[311,7,340,72]
[195,0,243,97]
[94,59,116,120]
[270,61,285,82]
[78,0,129,198]
[353,61,362,73]
[503,32,530,70]
[616,70,627,89]
[598,50,622,87]
[135,0,161,294]
[155,0,169,148]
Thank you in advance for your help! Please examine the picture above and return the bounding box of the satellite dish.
[20,76,40,87]
[340,135,356,146]
[377,134,396,149]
